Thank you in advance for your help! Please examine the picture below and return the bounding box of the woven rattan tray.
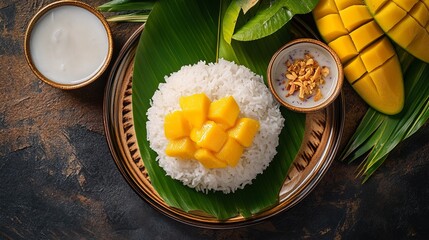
[103,21,345,228]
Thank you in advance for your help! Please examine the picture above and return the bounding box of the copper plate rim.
[103,19,345,229]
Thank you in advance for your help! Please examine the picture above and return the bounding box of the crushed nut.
[284,53,329,101]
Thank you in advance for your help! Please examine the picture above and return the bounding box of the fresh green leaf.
[132,0,310,219]
[222,0,260,44]
[222,1,241,44]
[232,0,319,41]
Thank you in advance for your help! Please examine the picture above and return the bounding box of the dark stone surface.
[1,0,428,239]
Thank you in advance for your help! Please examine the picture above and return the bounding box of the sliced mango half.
[313,0,405,114]
[365,0,429,63]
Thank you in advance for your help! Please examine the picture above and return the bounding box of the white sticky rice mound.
[146,59,284,194]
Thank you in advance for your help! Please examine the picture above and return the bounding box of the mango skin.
[365,0,429,63]
[313,0,404,115]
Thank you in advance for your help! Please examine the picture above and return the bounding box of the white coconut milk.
[30,5,109,85]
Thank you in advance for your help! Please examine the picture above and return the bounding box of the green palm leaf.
[98,0,155,12]
[97,0,154,22]
[131,0,310,219]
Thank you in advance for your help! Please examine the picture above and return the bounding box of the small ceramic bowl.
[24,0,113,90]
[267,38,343,113]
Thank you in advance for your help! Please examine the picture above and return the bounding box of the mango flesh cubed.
[339,5,373,32]
[373,1,407,31]
[313,0,338,20]
[388,15,422,48]
[344,56,367,84]
[350,21,384,52]
[215,137,244,167]
[406,27,429,63]
[369,0,429,63]
[315,14,348,43]
[334,0,365,10]
[192,121,228,152]
[179,93,211,129]
[360,37,395,72]
[365,0,389,13]
[208,96,239,129]
[328,35,359,63]
[194,149,227,169]
[424,0,429,9]
[409,2,429,27]
[228,118,260,147]
[164,111,190,140]
[368,57,404,109]
[352,56,404,114]
[165,138,197,160]
[392,0,419,11]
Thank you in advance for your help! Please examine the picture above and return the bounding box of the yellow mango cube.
[313,0,338,20]
[365,0,389,13]
[344,56,367,84]
[315,14,348,42]
[192,121,228,152]
[339,5,373,32]
[360,37,395,72]
[392,0,419,12]
[165,138,197,160]
[215,137,244,167]
[179,93,211,129]
[328,35,359,63]
[335,0,366,10]
[407,27,429,63]
[228,118,260,147]
[388,15,422,48]
[350,21,383,52]
[409,2,429,27]
[374,1,406,31]
[208,96,239,129]
[164,111,191,140]
[194,149,227,169]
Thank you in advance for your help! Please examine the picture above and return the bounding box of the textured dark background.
[1,0,428,239]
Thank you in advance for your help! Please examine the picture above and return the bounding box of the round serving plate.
[103,19,345,229]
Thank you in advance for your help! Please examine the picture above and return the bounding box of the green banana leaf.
[132,0,310,219]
